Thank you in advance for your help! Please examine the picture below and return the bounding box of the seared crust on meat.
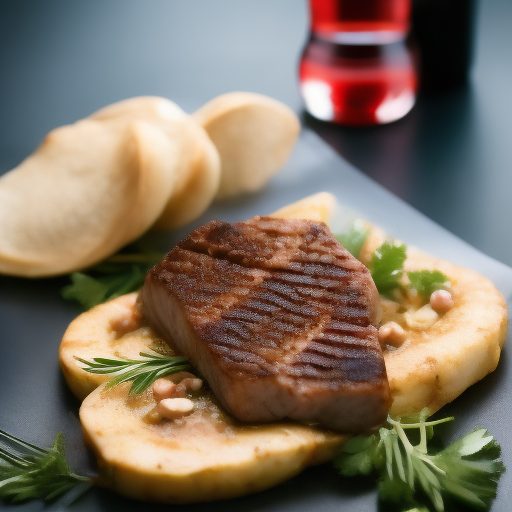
[141,217,390,433]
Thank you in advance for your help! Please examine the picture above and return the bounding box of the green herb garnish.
[336,221,370,258]
[369,241,407,296]
[61,251,163,310]
[337,220,452,301]
[408,270,450,299]
[0,429,90,503]
[335,410,504,511]
[76,352,190,394]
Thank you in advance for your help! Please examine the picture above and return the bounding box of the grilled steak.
[141,217,391,433]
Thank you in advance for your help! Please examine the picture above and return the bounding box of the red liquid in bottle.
[300,0,417,125]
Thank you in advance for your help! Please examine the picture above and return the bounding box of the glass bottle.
[299,0,417,125]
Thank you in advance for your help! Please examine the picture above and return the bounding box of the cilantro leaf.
[61,251,163,310]
[336,221,369,258]
[334,411,505,512]
[408,270,450,299]
[369,241,407,296]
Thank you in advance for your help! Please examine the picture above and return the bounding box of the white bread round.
[0,119,175,277]
[90,96,221,230]
[193,92,300,199]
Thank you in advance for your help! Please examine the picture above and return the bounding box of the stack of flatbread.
[0,93,300,277]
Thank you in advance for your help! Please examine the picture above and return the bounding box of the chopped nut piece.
[173,377,203,398]
[181,377,203,391]
[430,289,454,313]
[109,303,141,337]
[378,321,407,348]
[157,398,194,419]
[153,375,203,402]
[191,378,203,390]
[152,378,177,402]
[405,304,439,330]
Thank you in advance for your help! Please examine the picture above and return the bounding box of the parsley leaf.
[334,410,505,512]
[0,430,91,503]
[334,434,381,476]
[336,221,453,302]
[61,251,163,310]
[336,221,369,258]
[408,270,450,299]
[369,241,407,296]
[434,429,505,510]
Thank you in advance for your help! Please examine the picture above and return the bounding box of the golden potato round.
[269,191,336,224]
[80,382,342,504]
[61,290,342,503]
[349,225,507,417]
[385,247,507,416]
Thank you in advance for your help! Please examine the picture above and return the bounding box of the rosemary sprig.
[76,352,190,394]
[0,429,91,503]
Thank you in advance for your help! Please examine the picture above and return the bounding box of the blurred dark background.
[1,0,511,265]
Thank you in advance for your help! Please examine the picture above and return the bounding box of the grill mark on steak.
[142,217,390,432]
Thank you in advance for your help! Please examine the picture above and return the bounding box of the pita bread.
[0,119,176,277]
[193,92,300,199]
[90,96,221,230]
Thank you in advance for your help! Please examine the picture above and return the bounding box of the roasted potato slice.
[269,191,336,224]
[193,92,300,199]
[352,225,507,416]
[0,119,176,277]
[80,382,342,503]
[385,247,508,416]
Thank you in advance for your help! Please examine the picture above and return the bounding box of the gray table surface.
[1,1,511,511]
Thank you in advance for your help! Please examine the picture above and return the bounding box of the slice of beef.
[141,217,391,433]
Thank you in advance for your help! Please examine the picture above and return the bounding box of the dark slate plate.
[1,130,510,512]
